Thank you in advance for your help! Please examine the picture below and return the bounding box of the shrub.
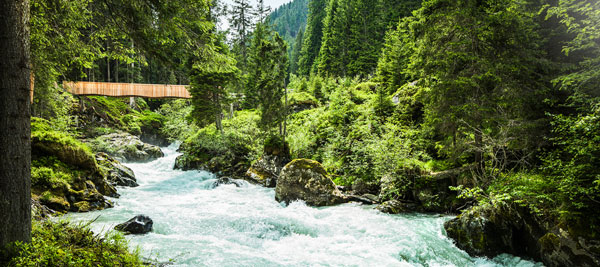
[1,220,144,266]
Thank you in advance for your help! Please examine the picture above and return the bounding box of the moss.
[31,166,72,192]
[539,233,560,252]
[248,166,269,181]
[74,201,92,212]
[31,117,53,132]
[39,191,70,212]
[287,159,328,177]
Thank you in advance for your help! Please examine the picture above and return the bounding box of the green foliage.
[548,0,600,107]
[158,100,199,141]
[2,220,143,266]
[31,119,94,159]
[286,77,430,186]
[316,0,421,78]
[31,166,72,192]
[542,107,600,220]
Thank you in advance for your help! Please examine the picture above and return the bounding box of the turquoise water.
[67,144,542,267]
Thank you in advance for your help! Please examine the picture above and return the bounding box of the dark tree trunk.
[0,0,32,247]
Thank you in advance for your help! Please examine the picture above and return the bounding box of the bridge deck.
[63,81,191,99]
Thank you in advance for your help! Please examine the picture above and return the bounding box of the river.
[67,144,542,266]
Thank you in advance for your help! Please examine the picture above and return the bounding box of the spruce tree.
[297,0,327,76]
[289,28,304,75]
[246,22,289,134]
[229,0,255,69]
[411,0,547,174]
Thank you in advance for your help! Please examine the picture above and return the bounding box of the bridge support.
[129,97,135,108]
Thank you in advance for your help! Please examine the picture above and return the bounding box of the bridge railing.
[63,81,191,99]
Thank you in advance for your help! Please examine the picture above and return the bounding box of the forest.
[0,0,599,266]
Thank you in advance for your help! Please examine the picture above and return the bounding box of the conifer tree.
[289,28,304,75]
[246,22,289,134]
[410,0,546,173]
[297,0,327,76]
[317,0,350,77]
[229,0,255,69]
[189,38,238,133]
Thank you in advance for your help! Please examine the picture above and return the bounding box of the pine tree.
[346,0,384,77]
[411,0,547,173]
[246,22,289,134]
[375,17,416,94]
[256,0,272,23]
[297,0,327,76]
[229,0,255,69]
[189,37,238,133]
[317,0,350,77]
[289,28,304,75]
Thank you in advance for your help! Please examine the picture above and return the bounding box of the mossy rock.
[275,159,345,206]
[73,201,92,212]
[39,191,70,212]
[32,130,97,171]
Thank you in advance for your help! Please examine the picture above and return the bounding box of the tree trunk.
[0,0,32,247]
[283,87,288,144]
[115,59,119,83]
[474,129,485,171]
[214,91,223,134]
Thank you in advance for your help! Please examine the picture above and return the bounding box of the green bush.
[1,220,144,266]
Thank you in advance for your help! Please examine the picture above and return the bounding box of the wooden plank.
[62,81,192,99]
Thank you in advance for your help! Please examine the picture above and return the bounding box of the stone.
[362,194,379,203]
[212,177,245,188]
[376,200,421,214]
[96,152,138,187]
[91,132,164,162]
[275,159,345,206]
[444,205,600,267]
[347,195,377,205]
[115,215,153,234]
[351,179,380,195]
[244,137,291,187]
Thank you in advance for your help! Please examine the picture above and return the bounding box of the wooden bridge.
[63,81,192,99]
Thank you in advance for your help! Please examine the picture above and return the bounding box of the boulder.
[90,132,163,162]
[115,215,153,234]
[376,200,421,214]
[31,198,55,219]
[245,138,291,187]
[32,133,97,171]
[211,177,245,188]
[174,140,251,179]
[96,152,138,187]
[275,159,345,206]
[444,205,600,267]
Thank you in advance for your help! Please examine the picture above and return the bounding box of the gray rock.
[212,177,245,188]
[244,139,291,187]
[115,215,153,234]
[91,132,164,162]
[444,205,600,267]
[376,200,421,214]
[275,159,345,206]
[96,152,138,187]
